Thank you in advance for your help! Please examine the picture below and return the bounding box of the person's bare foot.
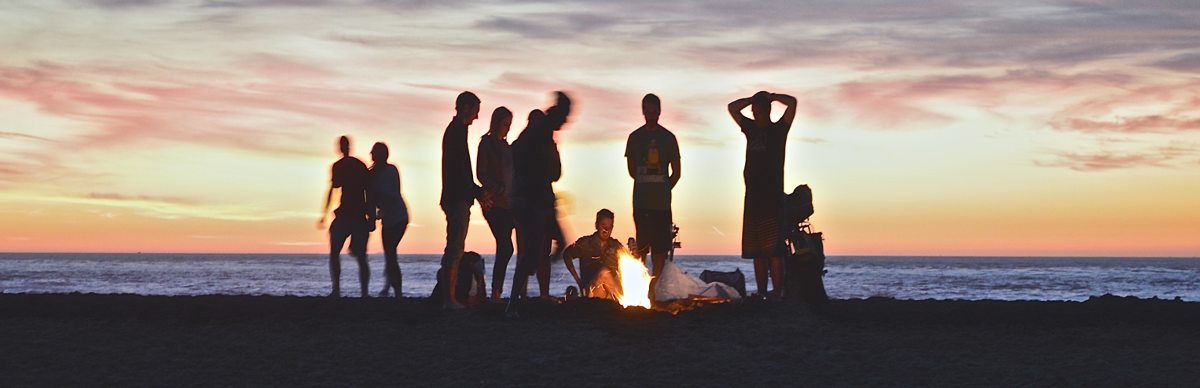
[504,299,519,318]
[444,300,466,310]
[328,290,339,298]
[378,289,389,298]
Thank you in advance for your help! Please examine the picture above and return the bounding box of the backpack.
[699,268,747,298]
[430,251,488,305]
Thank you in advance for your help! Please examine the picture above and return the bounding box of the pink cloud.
[1051,115,1200,133]
[807,70,1129,130]
[1035,144,1198,171]
[1048,82,1200,134]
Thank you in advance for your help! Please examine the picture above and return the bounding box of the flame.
[615,250,653,308]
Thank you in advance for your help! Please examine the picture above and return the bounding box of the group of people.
[319,89,798,316]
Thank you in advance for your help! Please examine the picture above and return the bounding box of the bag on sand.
[430,251,488,305]
[784,232,828,306]
[699,269,747,298]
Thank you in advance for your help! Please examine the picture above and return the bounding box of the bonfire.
[613,249,653,308]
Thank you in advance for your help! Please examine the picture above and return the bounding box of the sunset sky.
[2,0,1199,256]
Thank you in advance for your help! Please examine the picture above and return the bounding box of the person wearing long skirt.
[728,91,797,299]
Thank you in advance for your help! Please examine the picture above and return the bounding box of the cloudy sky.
[2,0,1198,256]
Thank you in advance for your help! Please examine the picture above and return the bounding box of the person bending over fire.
[562,209,625,300]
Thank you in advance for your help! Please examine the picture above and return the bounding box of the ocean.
[2,253,1198,301]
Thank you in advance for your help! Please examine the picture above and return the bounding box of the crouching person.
[562,209,625,300]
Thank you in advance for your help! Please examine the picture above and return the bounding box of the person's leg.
[768,256,784,298]
[349,222,370,298]
[536,232,552,298]
[507,206,549,317]
[753,258,769,297]
[440,201,471,308]
[328,218,352,298]
[381,223,404,297]
[632,209,651,260]
[484,207,515,302]
[643,209,671,300]
[447,202,474,306]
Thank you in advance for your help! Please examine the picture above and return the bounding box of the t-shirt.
[332,156,370,221]
[563,232,624,287]
[624,125,679,211]
[440,117,483,205]
[368,163,408,227]
[739,117,791,198]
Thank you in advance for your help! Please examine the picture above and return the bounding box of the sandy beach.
[1,293,1198,387]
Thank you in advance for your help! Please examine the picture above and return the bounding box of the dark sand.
[2,294,1198,387]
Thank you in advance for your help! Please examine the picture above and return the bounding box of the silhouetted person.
[728,91,798,299]
[526,208,566,299]
[507,109,564,301]
[507,92,572,317]
[368,142,409,298]
[562,209,625,300]
[625,93,681,299]
[440,91,493,309]
[478,106,516,303]
[319,135,374,298]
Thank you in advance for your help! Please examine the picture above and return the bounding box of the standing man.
[728,91,798,299]
[507,92,572,317]
[624,93,681,299]
[440,91,492,309]
[318,135,374,298]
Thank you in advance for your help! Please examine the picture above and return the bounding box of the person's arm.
[477,139,500,194]
[728,96,753,124]
[549,142,562,183]
[669,159,681,189]
[318,184,333,229]
[476,140,498,211]
[624,134,637,179]
[562,243,583,288]
[773,93,798,126]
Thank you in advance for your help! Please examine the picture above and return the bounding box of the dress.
[739,117,790,259]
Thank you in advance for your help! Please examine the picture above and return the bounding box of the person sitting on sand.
[318,135,375,298]
[562,209,625,300]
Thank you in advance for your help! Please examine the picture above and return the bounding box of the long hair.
[486,106,513,137]
[370,142,388,169]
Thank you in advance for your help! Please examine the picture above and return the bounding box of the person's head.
[751,91,772,127]
[338,135,350,156]
[370,142,388,166]
[456,91,481,125]
[527,109,545,128]
[642,93,661,127]
[595,208,615,241]
[489,106,513,139]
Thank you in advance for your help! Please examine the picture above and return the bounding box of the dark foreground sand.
[2,294,1198,387]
